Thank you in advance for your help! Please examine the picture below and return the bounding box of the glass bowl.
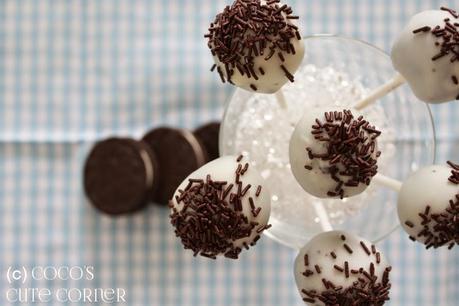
[219,35,436,250]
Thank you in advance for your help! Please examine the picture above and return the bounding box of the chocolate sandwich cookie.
[194,122,221,162]
[142,127,207,205]
[83,138,157,215]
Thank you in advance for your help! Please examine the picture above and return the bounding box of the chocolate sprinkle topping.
[169,156,270,259]
[413,7,459,99]
[305,109,381,198]
[406,162,459,250]
[409,199,459,249]
[447,160,459,184]
[301,260,392,305]
[405,161,459,249]
[206,0,301,84]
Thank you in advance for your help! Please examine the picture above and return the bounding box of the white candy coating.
[214,36,305,93]
[391,10,459,103]
[397,165,459,246]
[170,155,271,253]
[294,231,390,306]
[289,107,378,198]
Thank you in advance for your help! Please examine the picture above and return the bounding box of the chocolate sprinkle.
[412,26,431,33]
[376,252,381,264]
[169,156,270,259]
[441,6,459,18]
[315,264,322,274]
[255,185,262,197]
[447,160,459,184]
[304,254,309,266]
[305,109,381,198]
[344,261,350,278]
[413,7,459,98]
[206,0,301,84]
[343,243,353,254]
[360,241,371,256]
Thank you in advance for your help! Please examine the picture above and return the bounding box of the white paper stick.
[373,173,403,192]
[354,73,406,110]
[311,200,334,232]
[274,89,288,109]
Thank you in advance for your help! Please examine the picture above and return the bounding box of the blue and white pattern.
[0,1,458,305]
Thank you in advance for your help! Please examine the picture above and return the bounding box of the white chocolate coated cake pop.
[391,7,459,103]
[289,107,381,199]
[294,231,392,306]
[169,155,271,259]
[206,0,305,93]
[397,162,459,250]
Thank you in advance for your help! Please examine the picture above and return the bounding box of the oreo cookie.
[194,121,221,162]
[83,138,157,215]
[142,127,207,205]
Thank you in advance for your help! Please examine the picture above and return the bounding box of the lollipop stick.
[373,173,403,192]
[311,200,333,232]
[354,73,406,110]
[274,89,288,109]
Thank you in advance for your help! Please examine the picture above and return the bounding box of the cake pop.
[289,107,381,199]
[205,0,305,94]
[397,161,459,249]
[391,7,459,103]
[354,7,459,110]
[294,231,392,306]
[169,155,271,259]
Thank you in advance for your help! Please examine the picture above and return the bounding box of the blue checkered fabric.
[0,1,458,305]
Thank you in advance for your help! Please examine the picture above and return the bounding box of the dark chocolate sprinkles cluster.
[301,237,391,306]
[305,110,381,198]
[447,160,459,184]
[205,0,301,89]
[405,161,459,250]
[412,6,459,100]
[169,155,270,259]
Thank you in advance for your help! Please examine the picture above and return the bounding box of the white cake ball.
[294,231,392,306]
[289,107,381,199]
[391,8,459,103]
[397,163,459,249]
[206,0,305,94]
[169,155,271,259]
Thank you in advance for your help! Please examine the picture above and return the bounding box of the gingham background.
[0,1,458,305]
